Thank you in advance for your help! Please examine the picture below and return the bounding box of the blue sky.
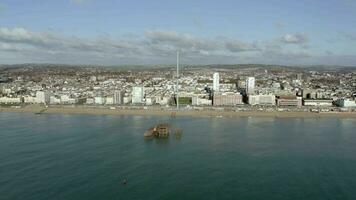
[1,0,356,65]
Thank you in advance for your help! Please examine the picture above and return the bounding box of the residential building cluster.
[0,65,355,112]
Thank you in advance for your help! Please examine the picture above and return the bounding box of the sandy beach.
[1,105,356,118]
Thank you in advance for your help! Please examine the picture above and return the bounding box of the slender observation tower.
[176,51,179,110]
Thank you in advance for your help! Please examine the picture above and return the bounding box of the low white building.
[36,91,50,104]
[86,98,95,104]
[155,96,170,106]
[192,97,212,106]
[145,97,155,105]
[0,97,21,103]
[336,99,356,108]
[50,96,61,104]
[303,99,333,107]
[67,98,77,104]
[105,97,114,105]
[94,97,105,105]
[248,94,276,106]
[23,96,36,104]
[60,95,70,103]
[59,94,77,104]
[2,88,12,95]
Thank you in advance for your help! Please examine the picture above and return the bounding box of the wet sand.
[1,105,356,118]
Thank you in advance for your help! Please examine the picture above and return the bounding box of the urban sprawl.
[0,64,356,113]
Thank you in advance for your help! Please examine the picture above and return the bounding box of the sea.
[1,112,356,200]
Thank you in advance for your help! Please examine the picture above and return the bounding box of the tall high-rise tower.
[132,86,144,104]
[113,90,124,104]
[246,77,255,95]
[213,72,220,91]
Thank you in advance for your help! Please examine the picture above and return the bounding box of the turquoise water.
[1,113,356,200]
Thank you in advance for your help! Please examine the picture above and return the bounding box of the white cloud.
[145,30,219,52]
[225,40,260,52]
[0,27,59,48]
[0,27,143,56]
[0,27,331,65]
[281,33,309,44]
[0,42,24,52]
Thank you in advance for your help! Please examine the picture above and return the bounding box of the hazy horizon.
[1,0,356,66]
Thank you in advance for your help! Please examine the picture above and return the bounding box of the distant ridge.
[1,63,356,72]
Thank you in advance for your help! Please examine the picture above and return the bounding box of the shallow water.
[1,113,356,200]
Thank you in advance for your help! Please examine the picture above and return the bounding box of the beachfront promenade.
[1,104,356,118]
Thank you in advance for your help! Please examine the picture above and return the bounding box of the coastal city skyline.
[2,1,356,200]
[1,63,355,115]
[1,0,356,66]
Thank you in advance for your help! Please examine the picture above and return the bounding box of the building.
[302,89,317,99]
[132,86,144,104]
[276,96,302,107]
[246,77,255,95]
[248,94,276,106]
[94,96,104,105]
[105,97,114,105]
[36,91,50,104]
[23,96,36,104]
[60,94,76,104]
[60,94,70,104]
[155,96,170,106]
[272,82,281,90]
[86,98,95,104]
[296,73,303,81]
[0,75,9,83]
[213,72,220,91]
[145,97,155,105]
[237,80,246,89]
[213,92,243,106]
[336,99,356,108]
[0,97,22,103]
[303,99,333,107]
[192,96,212,106]
[113,90,124,104]
[50,96,61,104]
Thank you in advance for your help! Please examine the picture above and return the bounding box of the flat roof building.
[276,96,302,107]
[213,92,243,106]
[248,94,276,106]
[303,99,333,107]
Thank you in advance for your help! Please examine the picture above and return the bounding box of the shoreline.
[1,105,356,118]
